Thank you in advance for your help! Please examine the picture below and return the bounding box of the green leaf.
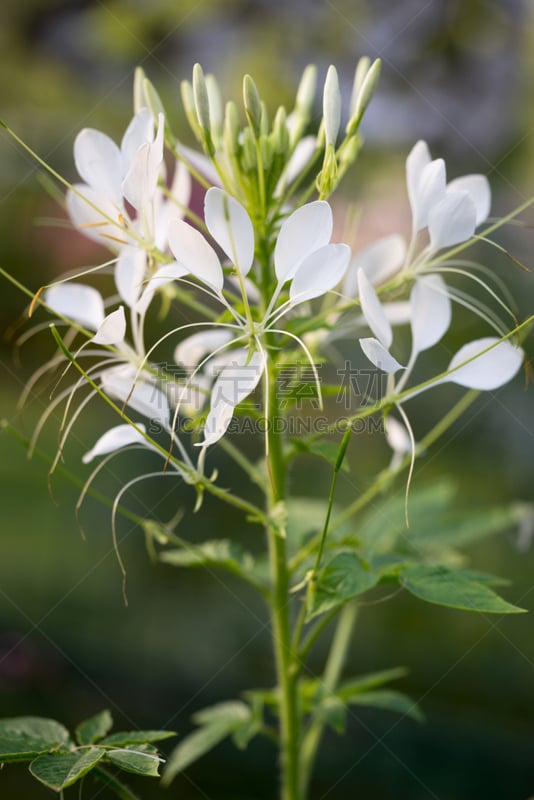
[337,667,409,700]
[75,710,113,745]
[307,551,380,619]
[0,717,71,762]
[407,504,531,550]
[29,748,104,791]
[291,438,350,473]
[400,564,526,614]
[163,702,251,785]
[316,695,346,734]
[160,539,255,579]
[346,689,423,722]
[101,730,176,747]
[106,748,161,777]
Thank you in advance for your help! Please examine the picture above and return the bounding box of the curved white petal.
[197,350,265,447]
[122,114,164,212]
[406,140,431,226]
[383,300,412,326]
[115,247,147,308]
[92,307,126,346]
[168,218,224,294]
[174,329,234,368]
[411,158,446,232]
[428,190,477,251]
[446,337,523,390]
[385,416,412,455]
[82,423,147,464]
[177,143,222,186]
[447,174,491,225]
[74,129,123,205]
[204,188,255,275]
[359,337,404,374]
[278,135,317,190]
[45,283,105,330]
[274,201,333,283]
[120,108,154,169]
[134,261,189,316]
[410,274,451,355]
[289,243,351,306]
[101,366,170,425]
[344,233,406,296]
[66,185,124,249]
[357,268,393,349]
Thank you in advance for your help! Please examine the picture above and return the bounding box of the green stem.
[299,602,358,797]
[93,766,141,800]
[265,358,300,800]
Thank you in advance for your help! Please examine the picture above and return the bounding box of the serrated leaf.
[337,667,409,700]
[400,564,526,614]
[346,689,423,722]
[0,717,71,762]
[75,710,113,745]
[101,730,176,747]
[29,748,104,790]
[160,539,255,578]
[106,748,161,777]
[162,722,235,785]
[307,551,380,619]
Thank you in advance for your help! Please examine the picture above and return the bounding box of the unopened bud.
[323,65,341,147]
[180,80,202,139]
[295,64,317,117]
[242,127,257,172]
[243,74,262,137]
[223,101,240,156]
[192,63,211,134]
[260,134,273,170]
[272,106,289,155]
[205,73,223,141]
[346,58,381,137]
[349,56,371,113]
[316,144,338,197]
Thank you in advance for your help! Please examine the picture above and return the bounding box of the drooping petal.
[197,349,265,447]
[343,234,406,296]
[289,243,351,306]
[134,261,189,316]
[446,174,491,225]
[45,283,105,330]
[115,247,147,307]
[66,185,125,249]
[428,190,477,251]
[411,158,446,232]
[168,218,224,294]
[101,366,170,425]
[74,129,123,205]
[174,328,234,369]
[92,307,126,345]
[359,337,404,374]
[204,188,255,275]
[357,268,393,348]
[274,201,333,283]
[120,108,154,169]
[445,337,523,390]
[410,274,451,355]
[82,423,147,464]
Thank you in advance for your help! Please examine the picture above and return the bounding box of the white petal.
[445,337,523,390]
[82,423,147,464]
[174,329,234,368]
[154,161,193,251]
[410,274,451,355]
[278,135,316,190]
[357,268,393,348]
[92,307,126,345]
[406,140,431,225]
[122,114,164,212]
[204,188,255,275]
[120,108,154,168]
[383,300,412,326]
[274,201,333,283]
[344,234,406,296]
[197,350,265,446]
[289,244,350,306]
[101,366,170,425]
[74,129,123,205]
[411,158,446,232]
[446,174,491,225]
[66,185,124,249]
[385,416,411,454]
[134,261,189,316]
[177,143,222,186]
[45,283,105,330]
[115,247,147,307]
[428,190,477,251]
[359,337,404,374]
[168,218,224,294]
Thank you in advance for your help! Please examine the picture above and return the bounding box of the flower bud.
[205,73,223,142]
[243,74,262,137]
[223,100,240,156]
[346,58,381,137]
[316,144,338,197]
[323,65,341,148]
[192,62,211,134]
[242,127,257,172]
[180,80,202,139]
[272,106,289,155]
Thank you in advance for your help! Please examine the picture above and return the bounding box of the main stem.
[265,359,301,800]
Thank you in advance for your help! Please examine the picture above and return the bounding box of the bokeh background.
[1,1,534,798]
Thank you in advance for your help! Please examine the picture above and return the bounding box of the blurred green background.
[1,1,534,798]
